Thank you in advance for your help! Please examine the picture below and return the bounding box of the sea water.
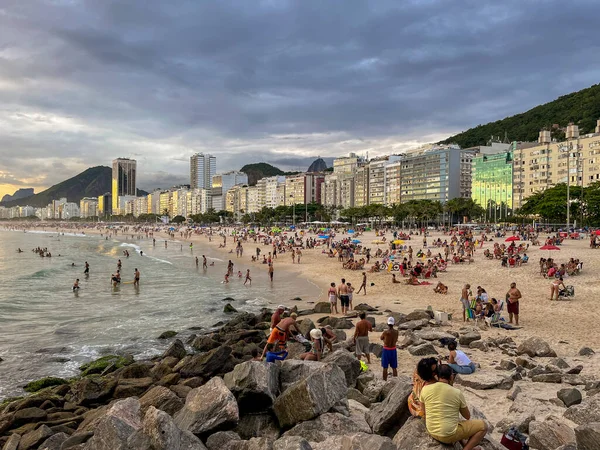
[0,229,318,399]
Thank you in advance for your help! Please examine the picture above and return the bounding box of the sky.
[1,0,599,198]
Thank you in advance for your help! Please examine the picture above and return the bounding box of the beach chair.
[485,301,504,327]
[466,300,481,324]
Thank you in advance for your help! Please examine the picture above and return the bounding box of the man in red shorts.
[506,282,522,325]
[261,313,300,359]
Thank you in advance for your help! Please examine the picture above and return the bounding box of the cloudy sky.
[1,0,599,197]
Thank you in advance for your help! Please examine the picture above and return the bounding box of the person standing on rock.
[262,312,300,359]
[380,317,398,381]
[270,305,285,332]
[354,312,372,364]
[507,281,522,325]
[418,362,487,450]
[328,282,339,315]
[338,278,350,315]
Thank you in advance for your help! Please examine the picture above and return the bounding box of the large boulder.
[224,361,280,413]
[283,412,371,443]
[174,377,239,436]
[392,416,460,449]
[575,423,600,450]
[296,319,316,339]
[557,388,582,407]
[455,372,514,390]
[529,415,576,450]
[142,406,207,450]
[517,337,557,357]
[273,436,312,450]
[162,339,187,360]
[347,388,371,408]
[323,350,362,388]
[273,364,347,428]
[313,302,331,314]
[70,377,117,406]
[81,398,143,450]
[398,319,429,331]
[459,330,481,346]
[179,346,233,379]
[16,425,54,450]
[311,432,395,450]
[318,317,353,329]
[408,343,438,356]
[139,385,184,416]
[206,431,241,450]
[234,413,280,441]
[113,377,154,398]
[366,375,413,437]
[191,336,221,353]
[279,360,325,393]
[413,330,456,341]
[564,395,600,425]
[39,432,69,450]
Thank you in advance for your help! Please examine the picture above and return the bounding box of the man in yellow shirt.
[418,362,487,450]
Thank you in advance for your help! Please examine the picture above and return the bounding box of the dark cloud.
[1,0,600,195]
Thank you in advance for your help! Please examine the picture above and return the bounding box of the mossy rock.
[24,377,68,393]
[223,303,238,313]
[158,331,178,339]
[79,354,133,376]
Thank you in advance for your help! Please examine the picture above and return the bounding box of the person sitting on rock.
[263,343,288,363]
[299,329,324,361]
[408,357,438,418]
[419,362,487,450]
[446,341,476,374]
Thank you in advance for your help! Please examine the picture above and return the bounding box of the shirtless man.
[195,256,199,267]
[354,311,372,364]
[262,314,300,359]
[461,284,471,322]
[268,263,274,282]
[270,305,285,332]
[380,317,399,381]
[84,261,90,275]
[202,255,207,269]
[134,268,140,286]
[244,269,252,286]
[507,282,522,325]
[73,279,80,291]
[338,278,350,315]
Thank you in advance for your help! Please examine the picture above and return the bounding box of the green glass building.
[472,150,513,222]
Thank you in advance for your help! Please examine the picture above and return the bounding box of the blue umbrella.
[318,235,329,239]
[351,239,361,244]
[348,229,355,233]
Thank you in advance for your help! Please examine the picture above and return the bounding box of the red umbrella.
[505,236,520,242]
[595,230,600,236]
[540,245,560,251]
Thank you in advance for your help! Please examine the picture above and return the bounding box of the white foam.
[145,255,173,265]
[120,243,142,253]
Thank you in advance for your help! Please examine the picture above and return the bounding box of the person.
[460,284,471,322]
[244,269,252,286]
[264,343,288,363]
[507,281,522,325]
[392,273,401,283]
[327,282,339,315]
[84,261,89,275]
[117,259,122,269]
[357,272,367,295]
[73,278,80,290]
[262,314,301,359]
[268,263,274,282]
[270,305,285,332]
[347,282,354,310]
[408,357,438,418]
[133,268,140,286]
[319,325,338,352]
[550,276,566,301]
[224,272,229,283]
[111,270,121,287]
[338,278,350,315]
[419,363,487,450]
[195,256,199,267]
[380,317,398,381]
[447,341,476,374]
[250,348,262,361]
[354,311,372,364]
[299,329,324,361]
[202,255,207,269]
[433,282,448,294]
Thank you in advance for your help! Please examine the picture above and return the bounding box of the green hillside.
[240,163,286,186]
[441,84,600,148]
[1,166,113,208]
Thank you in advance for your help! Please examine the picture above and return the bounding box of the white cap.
[387,317,395,325]
[277,305,286,310]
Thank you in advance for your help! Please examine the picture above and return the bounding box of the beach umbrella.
[595,230,600,236]
[351,239,361,244]
[540,245,560,251]
[348,229,355,234]
[505,236,520,242]
[393,239,404,245]
[318,234,329,239]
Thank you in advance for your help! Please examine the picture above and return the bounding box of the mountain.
[240,163,286,186]
[0,166,112,208]
[1,188,35,203]
[440,84,600,148]
[307,157,328,173]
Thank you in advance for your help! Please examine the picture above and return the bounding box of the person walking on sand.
[244,269,252,286]
[328,282,339,315]
[460,284,471,322]
[380,317,399,381]
[354,311,372,364]
[507,281,522,325]
[357,272,367,295]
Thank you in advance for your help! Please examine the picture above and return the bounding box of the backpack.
[500,426,528,450]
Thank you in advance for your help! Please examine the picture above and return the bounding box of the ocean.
[0,228,318,399]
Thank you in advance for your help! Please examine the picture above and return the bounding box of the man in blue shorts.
[380,317,399,381]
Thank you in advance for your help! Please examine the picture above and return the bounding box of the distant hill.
[1,188,34,203]
[440,83,600,148]
[0,166,113,208]
[240,163,286,186]
[307,158,328,173]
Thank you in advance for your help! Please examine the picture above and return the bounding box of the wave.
[120,243,142,254]
[208,257,224,262]
[145,255,173,265]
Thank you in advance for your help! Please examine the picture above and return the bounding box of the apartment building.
[354,165,369,207]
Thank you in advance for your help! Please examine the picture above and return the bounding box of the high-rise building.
[190,153,216,190]
[211,170,247,212]
[112,158,137,214]
[472,149,514,221]
[354,166,370,207]
[80,197,98,218]
[97,193,112,218]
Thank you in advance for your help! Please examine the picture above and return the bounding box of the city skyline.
[2,1,600,199]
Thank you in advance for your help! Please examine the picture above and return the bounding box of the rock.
[279,360,326,393]
[142,406,207,450]
[81,398,142,450]
[397,331,423,349]
[58,431,94,448]
[459,330,481,346]
[234,413,280,441]
[223,303,238,313]
[408,343,438,356]
[515,355,538,369]
[517,337,557,357]
[496,414,535,435]
[224,361,280,413]
[558,388,582,407]
[17,425,53,450]
[314,433,396,450]
[564,395,600,425]
[317,317,353,329]
[566,365,583,375]
[579,347,595,356]
[366,376,413,437]
[313,302,331,314]
[506,385,522,401]
[179,346,233,379]
[174,377,239,436]
[23,377,69,393]
[562,374,586,386]
[13,407,47,427]
[332,329,347,342]
[272,436,312,450]
[529,415,576,450]
[498,359,516,371]
[455,372,514,390]
[2,434,20,450]
[469,341,489,352]
[532,373,563,383]
[114,377,154,398]
[139,386,184,416]
[355,372,375,393]
[283,412,371,443]
[406,310,431,321]
[206,431,241,450]
[374,323,387,332]
[70,377,117,407]
[392,416,460,449]
[323,350,362,388]
[158,330,178,339]
[347,388,371,408]
[296,319,315,339]
[354,303,377,311]
[370,343,383,358]
[273,363,347,428]
[151,362,173,380]
[162,339,187,360]
[39,432,69,450]
[191,336,221,353]
[398,319,429,331]
[78,354,133,377]
[575,422,600,450]
[119,362,152,379]
[549,358,570,369]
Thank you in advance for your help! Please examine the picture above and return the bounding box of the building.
[211,170,247,212]
[246,186,260,214]
[80,197,98,218]
[333,153,362,174]
[147,190,163,215]
[384,160,402,206]
[97,193,112,218]
[112,158,137,214]
[190,153,216,190]
[354,165,369,207]
[117,195,136,215]
[472,148,514,221]
[257,176,286,209]
[188,189,211,215]
[61,202,80,219]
